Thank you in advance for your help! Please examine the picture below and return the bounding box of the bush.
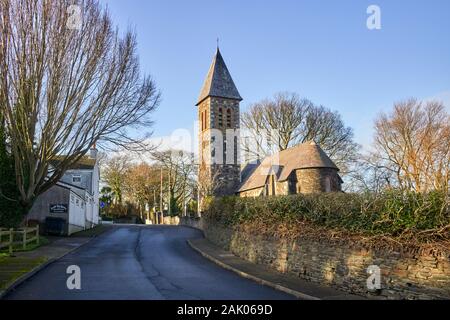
[203,190,450,242]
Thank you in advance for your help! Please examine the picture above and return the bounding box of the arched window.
[218,108,223,127]
[324,176,332,192]
[223,140,227,165]
[201,111,204,131]
[226,109,232,128]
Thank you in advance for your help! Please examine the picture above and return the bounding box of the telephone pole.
[168,169,172,216]
[159,167,163,225]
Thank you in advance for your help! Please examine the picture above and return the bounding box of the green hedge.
[203,190,450,241]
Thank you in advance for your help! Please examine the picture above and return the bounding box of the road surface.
[5,225,295,300]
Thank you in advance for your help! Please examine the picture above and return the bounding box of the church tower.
[197,48,242,202]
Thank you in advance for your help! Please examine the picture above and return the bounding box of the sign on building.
[50,204,68,214]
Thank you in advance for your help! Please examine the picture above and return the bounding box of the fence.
[0,226,40,254]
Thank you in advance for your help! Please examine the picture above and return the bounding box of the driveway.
[4,225,295,300]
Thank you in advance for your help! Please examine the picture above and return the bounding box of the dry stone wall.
[181,217,450,300]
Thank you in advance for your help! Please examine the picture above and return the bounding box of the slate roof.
[50,155,96,170]
[240,161,261,184]
[238,141,339,192]
[197,48,243,106]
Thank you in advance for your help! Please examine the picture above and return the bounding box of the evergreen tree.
[0,120,22,227]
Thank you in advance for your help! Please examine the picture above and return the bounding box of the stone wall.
[182,218,450,300]
[295,168,342,193]
[239,168,342,198]
[180,216,204,230]
[198,96,241,201]
[163,216,180,225]
[211,164,241,197]
[239,187,263,198]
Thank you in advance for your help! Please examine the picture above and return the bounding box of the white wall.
[92,165,100,225]
[68,191,86,232]
[85,194,94,227]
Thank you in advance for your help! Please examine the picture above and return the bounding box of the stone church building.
[196,48,342,201]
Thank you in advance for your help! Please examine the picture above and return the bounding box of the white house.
[27,148,100,235]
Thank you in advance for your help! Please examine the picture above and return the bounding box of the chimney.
[89,142,98,160]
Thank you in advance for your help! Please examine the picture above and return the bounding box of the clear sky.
[102,0,450,150]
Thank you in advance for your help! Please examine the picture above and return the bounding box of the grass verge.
[0,255,48,291]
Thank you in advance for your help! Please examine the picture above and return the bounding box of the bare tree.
[123,162,161,221]
[241,93,310,157]
[373,99,450,192]
[241,92,359,172]
[344,154,393,193]
[0,0,160,213]
[152,150,196,214]
[102,155,131,205]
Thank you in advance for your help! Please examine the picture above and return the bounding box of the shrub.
[203,190,450,243]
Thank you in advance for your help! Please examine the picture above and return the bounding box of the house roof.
[50,155,96,170]
[196,48,242,106]
[238,141,339,192]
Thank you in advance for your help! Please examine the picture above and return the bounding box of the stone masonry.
[185,219,450,300]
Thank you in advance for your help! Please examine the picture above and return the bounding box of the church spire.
[196,48,242,106]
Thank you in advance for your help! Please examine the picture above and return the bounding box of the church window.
[201,111,204,131]
[218,108,223,127]
[270,175,276,196]
[226,109,232,128]
[325,176,332,192]
[288,175,297,194]
[223,140,227,165]
[234,136,238,165]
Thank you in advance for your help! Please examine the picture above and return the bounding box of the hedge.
[203,190,450,243]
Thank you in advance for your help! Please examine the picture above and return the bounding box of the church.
[196,48,342,201]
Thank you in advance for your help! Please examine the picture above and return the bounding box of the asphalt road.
[5,225,295,300]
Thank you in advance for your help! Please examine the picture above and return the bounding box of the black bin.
[45,217,66,236]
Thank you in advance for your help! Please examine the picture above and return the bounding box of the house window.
[226,109,232,128]
[75,198,80,206]
[81,201,85,209]
[70,195,74,204]
[72,175,81,183]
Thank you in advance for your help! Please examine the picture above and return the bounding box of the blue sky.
[103,0,450,149]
